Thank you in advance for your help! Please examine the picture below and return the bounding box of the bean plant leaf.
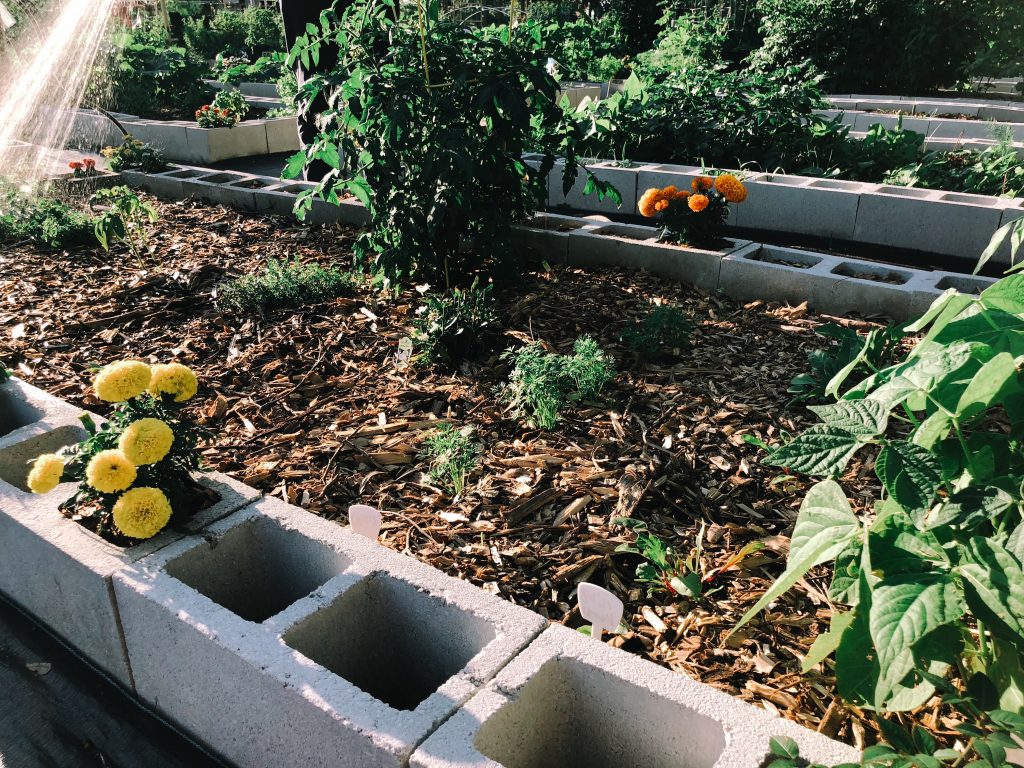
[981,272,1024,316]
[957,538,1024,645]
[955,352,1018,421]
[808,400,889,439]
[764,425,864,477]
[802,610,855,673]
[869,573,965,710]
[876,441,943,514]
[734,480,859,631]
[925,486,1015,532]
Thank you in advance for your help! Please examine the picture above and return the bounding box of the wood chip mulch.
[1,198,939,749]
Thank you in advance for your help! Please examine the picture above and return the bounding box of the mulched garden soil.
[0,198,950,750]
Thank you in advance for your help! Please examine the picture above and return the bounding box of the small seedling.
[615,517,705,598]
[621,304,694,360]
[91,185,159,263]
[412,280,497,366]
[419,423,479,495]
[218,257,356,313]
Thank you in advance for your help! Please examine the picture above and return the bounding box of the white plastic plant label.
[577,582,623,640]
[349,504,382,541]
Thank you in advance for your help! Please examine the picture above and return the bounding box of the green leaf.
[977,220,1022,274]
[876,441,943,513]
[282,150,307,180]
[802,610,855,672]
[925,486,1015,532]
[734,480,859,631]
[669,572,702,599]
[981,273,1024,316]
[808,399,890,438]
[769,737,800,759]
[869,573,965,709]
[956,352,1018,421]
[764,425,864,477]
[958,537,1024,645]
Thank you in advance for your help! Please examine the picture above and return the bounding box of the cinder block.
[265,117,301,154]
[0,377,82,449]
[927,118,1022,142]
[240,82,280,99]
[854,186,1004,258]
[511,213,590,265]
[852,111,930,134]
[548,159,637,215]
[130,121,193,161]
[0,448,258,688]
[567,223,753,291]
[908,270,998,318]
[195,121,270,163]
[737,175,871,241]
[114,496,546,768]
[720,245,925,320]
[189,172,270,211]
[410,624,858,768]
[978,105,1024,123]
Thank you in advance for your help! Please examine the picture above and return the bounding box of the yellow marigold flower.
[112,487,173,539]
[638,188,662,218]
[715,174,748,204]
[688,194,710,213]
[119,418,174,465]
[691,176,713,193]
[149,363,199,403]
[94,360,152,403]
[86,450,137,494]
[654,199,670,212]
[27,454,65,494]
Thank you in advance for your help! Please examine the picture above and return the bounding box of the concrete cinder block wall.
[114,496,547,768]
[411,625,860,768]
[548,159,638,216]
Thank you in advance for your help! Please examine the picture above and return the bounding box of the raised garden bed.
[0,197,970,750]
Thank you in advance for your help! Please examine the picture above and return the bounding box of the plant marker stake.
[577,583,623,641]
[349,504,382,542]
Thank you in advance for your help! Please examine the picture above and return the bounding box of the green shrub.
[540,16,626,81]
[420,424,480,495]
[101,44,211,120]
[242,7,285,54]
[0,192,96,249]
[633,14,727,78]
[413,281,497,366]
[499,336,615,429]
[803,119,925,182]
[286,0,616,288]
[622,305,694,360]
[219,258,356,313]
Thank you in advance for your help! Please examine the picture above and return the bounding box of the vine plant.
[737,273,1024,725]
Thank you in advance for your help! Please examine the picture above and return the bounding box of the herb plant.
[218,257,355,314]
[420,424,480,495]
[0,191,96,250]
[413,281,497,366]
[621,304,694,360]
[284,0,618,288]
[738,273,1024,714]
[499,336,615,429]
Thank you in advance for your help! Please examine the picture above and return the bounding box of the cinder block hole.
[762,175,810,187]
[198,173,246,185]
[0,425,86,491]
[879,185,933,198]
[592,225,658,242]
[809,179,862,191]
[282,572,496,712]
[936,275,990,295]
[165,516,349,623]
[278,184,314,195]
[940,192,999,206]
[474,658,727,768]
[0,386,43,437]
[746,248,821,269]
[527,216,585,232]
[832,262,911,285]
[229,179,269,189]
[163,169,206,179]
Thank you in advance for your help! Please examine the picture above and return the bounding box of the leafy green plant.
[284,0,618,288]
[499,336,615,429]
[0,191,96,249]
[90,186,159,262]
[615,518,705,598]
[97,43,212,121]
[887,129,1024,198]
[101,136,168,174]
[622,304,694,360]
[788,322,905,403]
[196,88,250,128]
[0,361,9,383]
[218,257,356,314]
[420,423,480,495]
[633,13,727,79]
[737,273,1024,715]
[413,281,497,366]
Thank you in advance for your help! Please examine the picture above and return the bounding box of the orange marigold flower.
[638,188,663,218]
[688,194,710,213]
[691,176,713,193]
[715,174,748,203]
[673,190,691,201]
[654,199,670,212]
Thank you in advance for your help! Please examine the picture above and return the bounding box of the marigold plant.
[26,359,211,543]
[639,172,748,248]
